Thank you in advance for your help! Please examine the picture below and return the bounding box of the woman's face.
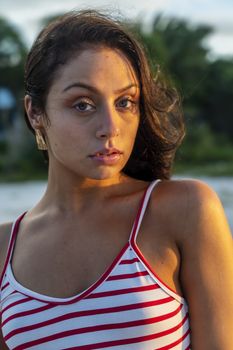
[43,47,140,181]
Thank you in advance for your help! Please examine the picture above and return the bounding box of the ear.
[24,95,45,130]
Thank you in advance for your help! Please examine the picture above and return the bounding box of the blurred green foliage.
[0,13,233,180]
[130,15,233,174]
[0,17,27,96]
[131,15,233,140]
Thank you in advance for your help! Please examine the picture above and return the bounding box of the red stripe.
[107,270,149,281]
[0,184,148,308]
[65,314,189,350]
[154,328,191,350]
[2,304,56,327]
[128,181,183,299]
[3,297,173,329]
[0,212,27,289]
[1,282,9,291]
[1,296,32,316]
[86,284,159,298]
[0,290,18,305]
[4,304,184,342]
[131,241,183,299]
[12,312,189,349]
[120,258,140,264]
[8,188,149,309]
[3,242,130,307]
[129,186,148,244]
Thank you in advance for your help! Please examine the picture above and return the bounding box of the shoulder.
[152,178,233,281]
[150,178,232,243]
[176,178,231,242]
[153,177,220,205]
[0,221,14,277]
[0,222,13,249]
[160,180,233,346]
[150,177,217,209]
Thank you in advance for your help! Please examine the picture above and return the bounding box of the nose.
[95,105,120,140]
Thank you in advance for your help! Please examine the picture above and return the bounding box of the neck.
[35,163,134,216]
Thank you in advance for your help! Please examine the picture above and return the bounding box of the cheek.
[46,123,89,157]
[125,119,139,144]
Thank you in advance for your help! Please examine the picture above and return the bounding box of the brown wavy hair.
[24,9,185,180]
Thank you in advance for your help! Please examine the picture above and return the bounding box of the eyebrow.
[62,82,139,94]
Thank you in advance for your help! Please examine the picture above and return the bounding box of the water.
[0,177,232,232]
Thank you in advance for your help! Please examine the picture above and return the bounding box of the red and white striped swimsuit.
[0,179,191,349]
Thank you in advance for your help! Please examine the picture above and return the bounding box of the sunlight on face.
[44,47,140,183]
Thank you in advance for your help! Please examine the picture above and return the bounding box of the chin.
[88,168,122,181]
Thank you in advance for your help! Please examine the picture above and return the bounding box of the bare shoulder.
[151,178,232,242]
[150,177,217,209]
[158,179,233,347]
[154,177,221,206]
[178,178,232,243]
[151,179,233,347]
[0,221,13,277]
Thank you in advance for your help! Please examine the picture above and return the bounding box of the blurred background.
[0,0,232,230]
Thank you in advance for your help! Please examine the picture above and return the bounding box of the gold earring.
[35,129,47,150]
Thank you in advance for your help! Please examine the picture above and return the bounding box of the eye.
[73,98,95,112]
[116,97,137,110]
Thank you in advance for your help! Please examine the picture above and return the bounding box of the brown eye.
[73,98,95,112]
[116,97,137,111]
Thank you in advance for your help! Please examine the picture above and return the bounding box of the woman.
[0,10,232,349]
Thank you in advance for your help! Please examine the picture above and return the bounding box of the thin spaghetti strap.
[129,179,161,245]
[0,212,27,289]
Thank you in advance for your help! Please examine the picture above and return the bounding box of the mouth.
[93,151,121,157]
[89,148,123,165]
[90,149,123,157]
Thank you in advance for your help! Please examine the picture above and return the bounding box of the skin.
[0,47,233,349]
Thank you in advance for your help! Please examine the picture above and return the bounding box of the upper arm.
[0,328,8,350]
[0,222,13,276]
[179,180,233,349]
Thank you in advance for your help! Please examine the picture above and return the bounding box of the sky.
[0,0,233,59]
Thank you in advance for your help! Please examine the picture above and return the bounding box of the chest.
[2,244,190,350]
[10,195,181,299]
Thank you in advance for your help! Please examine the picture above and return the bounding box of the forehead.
[51,47,139,92]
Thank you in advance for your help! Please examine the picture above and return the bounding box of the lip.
[89,148,123,165]
[90,148,123,157]
[90,153,122,165]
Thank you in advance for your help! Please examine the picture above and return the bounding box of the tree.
[0,17,27,96]
[133,16,213,118]
[200,59,233,140]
